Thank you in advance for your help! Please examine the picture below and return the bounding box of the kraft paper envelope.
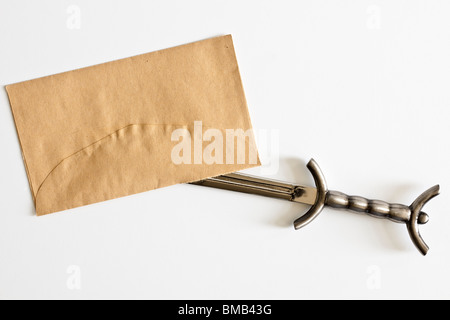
[6,35,260,215]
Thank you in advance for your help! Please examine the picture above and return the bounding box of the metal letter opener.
[191,159,440,255]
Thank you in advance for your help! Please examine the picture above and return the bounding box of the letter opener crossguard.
[191,159,440,255]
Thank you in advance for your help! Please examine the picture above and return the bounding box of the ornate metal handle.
[294,159,440,256]
[326,191,428,225]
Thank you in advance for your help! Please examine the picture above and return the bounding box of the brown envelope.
[6,35,260,216]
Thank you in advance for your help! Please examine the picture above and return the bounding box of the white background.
[0,0,449,300]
